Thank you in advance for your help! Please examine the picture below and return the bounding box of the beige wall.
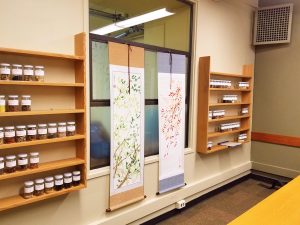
[0,0,256,224]
[252,0,300,178]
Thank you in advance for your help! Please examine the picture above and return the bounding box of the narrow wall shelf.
[209,102,251,107]
[208,128,250,138]
[204,140,250,155]
[208,115,250,123]
[0,81,84,87]
[210,72,252,79]
[0,109,85,117]
[209,88,251,92]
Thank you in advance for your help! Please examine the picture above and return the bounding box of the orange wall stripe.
[251,132,300,147]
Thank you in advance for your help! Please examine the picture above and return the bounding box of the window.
[89,0,193,170]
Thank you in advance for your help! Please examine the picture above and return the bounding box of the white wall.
[0,0,257,224]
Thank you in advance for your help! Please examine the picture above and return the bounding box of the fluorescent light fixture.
[91,8,174,35]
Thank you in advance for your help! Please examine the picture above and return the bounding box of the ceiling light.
[90,8,174,35]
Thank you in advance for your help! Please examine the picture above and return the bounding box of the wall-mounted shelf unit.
[197,56,253,154]
[0,32,86,211]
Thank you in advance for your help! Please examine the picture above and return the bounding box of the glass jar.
[64,172,72,189]
[48,123,57,139]
[18,153,28,171]
[16,125,27,142]
[7,95,19,112]
[5,155,16,173]
[34,178,45,196]
[21,95,31,111]
[34,66,45,82]
[45,176,54,194]
[29,152,39,169]
[11,64,23,81]
[54,174,64,191]
[58,122,67,138]
[72,171,81,186]
[0,127,3,145]
[4,126,15,144]
[23,65,34,81]
[37,124,47,140]
[0,63,11,80]
[0,157,4,175]
[0,95,5,112]
[67,122,76,136]
[23,181,34,199]
[27,125,37,141]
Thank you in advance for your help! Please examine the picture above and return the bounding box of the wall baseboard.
[252,161,300,178]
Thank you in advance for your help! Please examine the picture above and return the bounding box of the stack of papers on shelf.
[219,142,241,147]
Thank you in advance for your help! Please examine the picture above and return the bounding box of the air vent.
[254,3,293,45]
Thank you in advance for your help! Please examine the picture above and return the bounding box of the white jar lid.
[0,63,10,66]
[73,171,81,175]
[22,95,31,98]
[24,65,33,68]
[55,174,63,179]
[58,122,66,126]
[5,126,15,130]
[45,176,54,182]
[16,125,26,129]
[35,178,44,184]
[0,95,5,98]
[64,172,72,177]
[18,153,28,158]
[27,125,36,128]
[0,127,3,131]
[48,123,57,126]
[0,157,4,161]
[30,152,39,156]
[12,64,22,67]
[6,155,16,160]
[38,124,47,127]
[25,181,34,186]
[35,66,44,69]
[67,122,75,125]
[8,95,18,98]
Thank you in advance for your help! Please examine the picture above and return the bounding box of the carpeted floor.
[157,178,276,225]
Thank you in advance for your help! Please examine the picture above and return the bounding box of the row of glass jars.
[0,122,76,144]
[0,95,31,112]
[217,122,241,132]
[23,171,81,199]
[0,152,39,175]
[0,63,45,82]
[210,80,250,89]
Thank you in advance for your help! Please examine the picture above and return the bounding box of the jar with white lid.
[72,171,81,186]
[0,95,5,112]
[34,66,45,82]
[45,176,54,193]
[5,155,16,173]
[57,122,67,138]
[67,122,76,136]
[21,95,31,111]
[23,181,34,199]
[4,126,15,144]
[23,65,34,81]
[18,153,28,170]
[48,123,57,139]
[37,124,47,140]
[54,174,64,191]
[0,157,4,174]
[0,127,3,145]
[64,172,72,189]
[16,125,26,142]
[7,95,19,112]
[0,63,11,80]
[29,152,39,169]
[27,124,37,141]
[11,64,23,81]
[34,178,45,196]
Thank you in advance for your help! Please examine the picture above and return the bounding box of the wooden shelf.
[0,47,84,61]
[0,109,84,117]
[0,135,85,150]
[0,158,85,181]
[204,141,250,154]
[209,88,251,92]
[208,128,250,138]
[209,102,251,107]
[210,72,252,79]
[0,184,85,212]
[208,115,249,123]
[0,81,84,87]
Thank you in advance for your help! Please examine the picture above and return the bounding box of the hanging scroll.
[158,52,186,194]
[108,42,145,211]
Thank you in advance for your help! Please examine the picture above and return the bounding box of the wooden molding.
[251,132,300,147]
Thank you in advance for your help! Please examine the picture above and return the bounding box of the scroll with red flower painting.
[158,52,186,194]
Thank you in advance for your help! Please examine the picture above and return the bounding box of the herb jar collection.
[237,133,248,142]
[217,122,241,132]
[209,79,250,90]
[22,170,81,199]
[0,95,32,112]
[221,95,238,103]
[0,63,45,82]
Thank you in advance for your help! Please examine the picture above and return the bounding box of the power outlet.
[175,200,186,209]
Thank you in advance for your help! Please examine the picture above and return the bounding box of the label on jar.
[0,100,5,106]
[0,68,10,75]
[12,68,22,75]
[48,127,57,134]
[24,187,34,194]
[30,158,39,164]
[55,180,63,186]
[6,160,16,168]
[73,175,80,181]
[28,129,37,135]
[8,100,19,106]
[45,182,54,188]
[64,178,72,183]
[0,162,4,169]
[21,100,31,106]
[24,69,34,76]
[35,184,44,191]
[38,128,47,135]
[67,126,75,132]
[35,70,45,76]
[18,158,28,165]
[58,127,66,132]
[0,132,3,138]
[16,130,26,137]
[5,131,15,138]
